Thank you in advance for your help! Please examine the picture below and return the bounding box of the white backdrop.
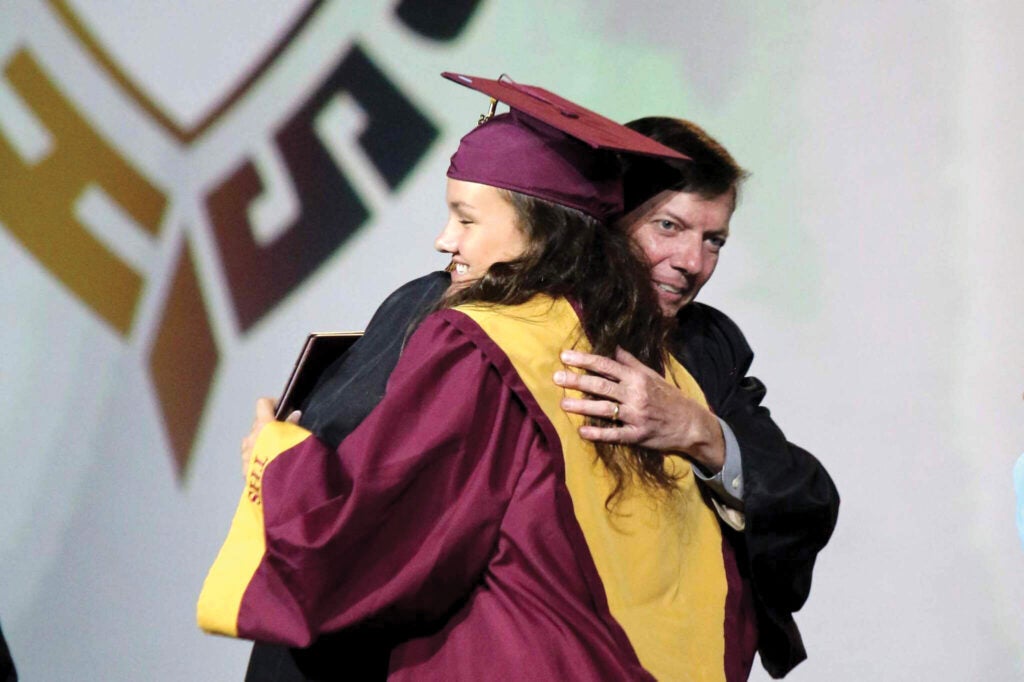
[1,1,1022,679]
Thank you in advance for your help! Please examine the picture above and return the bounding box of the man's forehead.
[625,188,734,230]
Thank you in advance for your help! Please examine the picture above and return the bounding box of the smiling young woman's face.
[435,179,530,290]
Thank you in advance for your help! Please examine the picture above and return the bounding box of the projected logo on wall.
[0,0,482,478]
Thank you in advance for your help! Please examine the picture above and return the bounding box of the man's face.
[623,189,735,317]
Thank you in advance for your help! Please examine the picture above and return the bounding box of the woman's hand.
[553,348,725,473]
[240,398,302,480]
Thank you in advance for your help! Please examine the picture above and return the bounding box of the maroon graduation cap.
[443,72,689,220]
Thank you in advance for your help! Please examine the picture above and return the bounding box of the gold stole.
[460,296,728,682]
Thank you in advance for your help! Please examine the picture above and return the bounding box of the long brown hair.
[442,190,678,504]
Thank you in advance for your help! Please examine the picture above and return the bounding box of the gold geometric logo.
[2,0,481,480]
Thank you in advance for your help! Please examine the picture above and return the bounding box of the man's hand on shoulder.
[553,347,725,473]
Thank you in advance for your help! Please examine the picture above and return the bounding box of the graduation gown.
[241,273,838,680]
[199,295,758,681]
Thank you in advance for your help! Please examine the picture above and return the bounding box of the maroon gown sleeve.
[210,312,537,646]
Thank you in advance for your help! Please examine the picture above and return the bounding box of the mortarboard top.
[442,72,689,220]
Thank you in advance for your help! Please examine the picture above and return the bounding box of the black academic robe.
[245,272,839,681]
[671,303,840,677]
[1,621,17,682]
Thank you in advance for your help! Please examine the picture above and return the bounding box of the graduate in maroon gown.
[199,73,758,681]
[241,117,838,682]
